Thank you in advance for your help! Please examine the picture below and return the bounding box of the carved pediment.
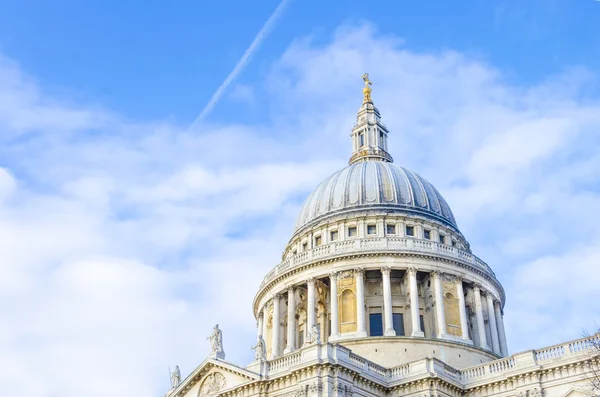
[198,372,226,397]
[173,359,259,397]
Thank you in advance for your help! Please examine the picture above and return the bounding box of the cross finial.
[361,73,373,103]
[362,73,372,86]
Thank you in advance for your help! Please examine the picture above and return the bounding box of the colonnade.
[257,267,508,359]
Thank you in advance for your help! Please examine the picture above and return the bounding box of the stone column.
[455,277,470,342]
[284,286,296,353]
[433,271,447,339]
[355,268,367,337]
[495,301,509,356]
[307,278,316,341]
[329,272,339,340]
[473,285,489,350]
[262,305,269,344]
[486,292,501,355]
[381,266,395,336]
[272,293,281,358]
[408,268,424,337]
[257,309,264,340]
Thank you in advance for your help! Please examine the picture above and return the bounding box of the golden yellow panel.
[339,288,357,333]
[265,315,273,356]
[444,292,462,337]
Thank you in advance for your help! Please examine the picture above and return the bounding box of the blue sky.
[1,0,598,123]
[1,1,600,396]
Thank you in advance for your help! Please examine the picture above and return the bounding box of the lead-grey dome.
[295,161,457,232]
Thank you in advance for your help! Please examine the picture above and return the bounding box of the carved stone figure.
[307,324,321,344]
[170,365,181,389]
[251,335,266,361]
[207,324,225,359]
[198,372,226,397]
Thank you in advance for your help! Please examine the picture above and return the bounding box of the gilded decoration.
[362,73,373,103]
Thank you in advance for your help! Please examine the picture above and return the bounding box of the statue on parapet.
[207,324,226,359]
[170,365,181,389]
[251,335,266,361]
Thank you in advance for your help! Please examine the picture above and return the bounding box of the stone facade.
[165,77,599,397]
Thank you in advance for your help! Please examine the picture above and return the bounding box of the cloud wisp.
[188,0,293,129]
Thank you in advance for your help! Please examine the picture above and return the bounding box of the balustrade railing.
[269,351,302,373]
[459,333,599,385]
[535,345,564,362]
[389,364,411,380]
[262,237,495,287]
[569,335,599,353]
[348,352,366,367]
[488,357,515,373]
[263,334,599,385]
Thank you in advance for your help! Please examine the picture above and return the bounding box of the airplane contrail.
[189,0,293,130]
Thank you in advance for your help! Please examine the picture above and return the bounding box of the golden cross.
[361,73,373,103]
[362,73,372,87]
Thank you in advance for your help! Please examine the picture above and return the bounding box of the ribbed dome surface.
[295,161,457,231]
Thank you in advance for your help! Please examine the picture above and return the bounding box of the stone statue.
[308,324,321,345]
[170,365,181,389]
[312,324,321,344]
[207,324,225,359]
[251,335,266,361]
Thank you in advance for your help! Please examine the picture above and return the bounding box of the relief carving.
[197,372,226,397]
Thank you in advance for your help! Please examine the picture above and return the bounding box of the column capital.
[407,267,418,276]
[354,268,365,277]
[306,277,316,285]
[273,292,281,300]
[453,274,465,284]
[381,266,392,276]
[473,283,482,292]
[329,271,338,280]
[432,270,444,279]
[286,284,295,293]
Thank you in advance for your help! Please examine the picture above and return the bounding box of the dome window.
[367,224,377,235]
[315,235,322,246]
[359,133,365,147]
[439,234,445,244]
[424,229,431,240]
[348,226,357,237]
[302,241,308,251]
[406,225,415,237]
[330,230,339,241]
[386,224,396,235]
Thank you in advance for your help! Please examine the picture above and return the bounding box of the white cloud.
[0,23,600,397]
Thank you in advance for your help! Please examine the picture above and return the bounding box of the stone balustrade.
[260,237,496,288]
[259,333,600,387]
[457,333,600,387]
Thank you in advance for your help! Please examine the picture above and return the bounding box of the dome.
[295,161,457,232]
[252,75,507,369]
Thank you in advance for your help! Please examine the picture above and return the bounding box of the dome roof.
[295,161,457,232]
